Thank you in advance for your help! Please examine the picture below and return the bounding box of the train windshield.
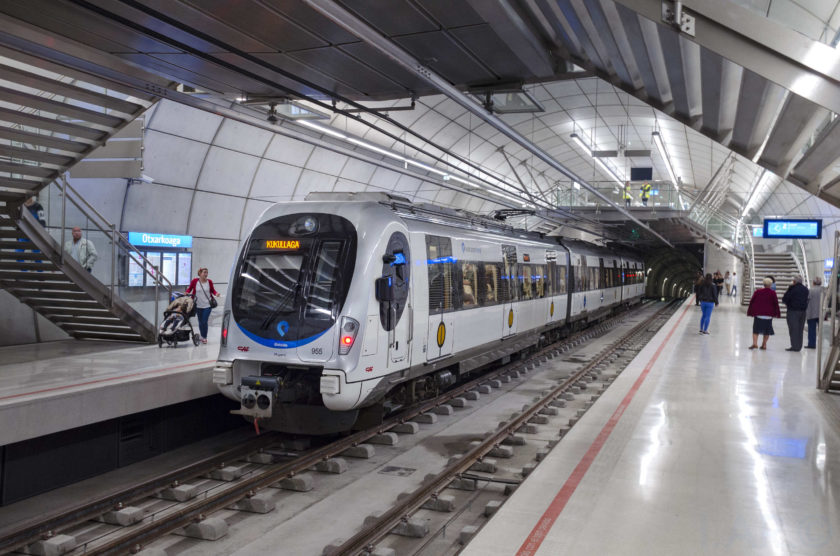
[231,213,356,345]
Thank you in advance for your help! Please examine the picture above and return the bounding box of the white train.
[212,193,645,434]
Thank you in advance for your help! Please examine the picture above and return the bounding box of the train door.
[502,244,518,337]
[612,260,619,301]
[375,232,411,367]
[425,235,455,361]
[598,258,606,307]
[547,250,558,323]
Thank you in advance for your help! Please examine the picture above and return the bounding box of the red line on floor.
[516,301,693,556]
[0,359,217,402]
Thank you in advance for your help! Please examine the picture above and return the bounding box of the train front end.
[212,208,363,434]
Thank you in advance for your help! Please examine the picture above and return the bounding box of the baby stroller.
[158,292,200,347]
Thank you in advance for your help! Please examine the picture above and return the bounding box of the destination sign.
[265,239,301,250]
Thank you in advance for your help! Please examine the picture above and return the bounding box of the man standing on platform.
[640,181,652,206]
[782,275,809,352]
[64,226,98,273]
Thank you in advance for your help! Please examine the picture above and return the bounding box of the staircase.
[1,208,156,341]
[0,47,161,341]
[750,252,800,316]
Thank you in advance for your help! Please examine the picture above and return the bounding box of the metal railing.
[743,223,756,303]
[794,238,809,285]
[54,175,173,329]
[818,231,839,390]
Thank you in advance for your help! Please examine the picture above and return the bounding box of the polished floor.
[0,324,221,445]
[464,298,840,556]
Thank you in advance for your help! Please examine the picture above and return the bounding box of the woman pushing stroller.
[158,293,199,347]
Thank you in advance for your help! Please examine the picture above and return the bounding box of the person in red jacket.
[186,267,220,344]
[747,277,782,350]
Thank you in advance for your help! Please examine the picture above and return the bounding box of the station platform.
[463,298,840,555]
[0,325,221,447]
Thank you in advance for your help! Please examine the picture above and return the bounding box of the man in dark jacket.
[782,275,809,351]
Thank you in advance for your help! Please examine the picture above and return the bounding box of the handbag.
[199,280,218,309]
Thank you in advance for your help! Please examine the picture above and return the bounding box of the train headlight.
[338,316,360,355]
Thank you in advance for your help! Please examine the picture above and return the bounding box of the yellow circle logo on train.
[436,322,446,347]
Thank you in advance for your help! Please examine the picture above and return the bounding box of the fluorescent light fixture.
[652,131,679,190]
[744,170,773,215]
[570,133,624,185]
[297,120,348,140]
[345,137,406,162]
[572,181,581,190]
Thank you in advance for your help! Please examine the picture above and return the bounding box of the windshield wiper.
[259,282,301,330]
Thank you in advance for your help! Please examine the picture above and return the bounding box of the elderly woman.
[806,277,824,349]
[747,277,782,350]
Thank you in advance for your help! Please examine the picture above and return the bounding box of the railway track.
[0,300,674,556]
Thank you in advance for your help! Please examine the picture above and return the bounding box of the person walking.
[713,271,725,298]
[782,275,809,352]
[730,272,738,298]
[806,277,824,349]
[696,273,718,334]
[694,271,704,306]
[724,271,732,296]
[187,267,220,344]
[63,226,98,272]
[747,277,782,350]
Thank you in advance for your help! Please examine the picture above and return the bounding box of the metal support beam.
[613,0,840,115]
[303,0,673,247]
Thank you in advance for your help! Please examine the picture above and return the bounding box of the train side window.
[521,265,533,300]
[557,264,566,294]
[535,265,545,298]
[481,263,500,305]
[426,235,455,314]
[461,261,478,308]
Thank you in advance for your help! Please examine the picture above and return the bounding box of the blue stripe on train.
[236,322,329,349]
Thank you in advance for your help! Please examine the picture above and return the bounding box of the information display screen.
[763,219,822,239]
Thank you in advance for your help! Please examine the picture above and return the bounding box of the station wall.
[0,100,503,346]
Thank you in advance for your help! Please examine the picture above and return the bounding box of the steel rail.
[0,434,279,554]
[329,301,680,555]
[54,305,647,555]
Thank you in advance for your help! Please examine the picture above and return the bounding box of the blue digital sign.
[128,232,193,248]
[752,227,763,238]
[763,219,822,239]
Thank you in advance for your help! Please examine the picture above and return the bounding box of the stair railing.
[795,238,809,285]
[56,175,173,329]
[818,230,840,390]
[743,222,755,304]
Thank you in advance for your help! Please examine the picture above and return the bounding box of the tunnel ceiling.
[3,1,840,236]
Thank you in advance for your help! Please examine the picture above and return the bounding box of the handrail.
[58,175,174,294]
[744,222,755,302]
[796,238,809,285]
[818,230,840,389]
